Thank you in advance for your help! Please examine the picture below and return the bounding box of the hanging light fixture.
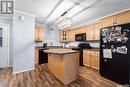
[57,11,72,29]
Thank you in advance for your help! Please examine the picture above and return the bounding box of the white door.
[0,24,9,68]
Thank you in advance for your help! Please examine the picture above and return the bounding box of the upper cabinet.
[59,10,130,42]
[100,10,130,28]
[60,30,69,42]
[77,27,86,34]
[86,25,94,40]
[116,10,130,25]
[68,30,75,42]
[93,22,101,40]
[35,27,44,42]
[86,22,100,40]
[100,16,117,28]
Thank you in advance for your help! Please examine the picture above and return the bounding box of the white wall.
[0,18,13,65]
[13,11,35,73]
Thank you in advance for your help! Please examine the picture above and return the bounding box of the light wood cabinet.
[77,27,86,34]
[90,51,99,70]
[48,53,79,85]
[86,25,94,40]
[100,10,130,28]
[68,30,75,42]
[35,27,44,42]
[73,29,79,34]
[35,28,39,41]
[100,16,117,28]
[83,50,99,70]
[60,30,63,41]
[116,10,130,25]
[35,48,39,64]
[86,23,100,40]
[93,23,101,40]
[83,50,91,67]
[61,11,130,42]
[60,30,69,42]
[81,27,86,33]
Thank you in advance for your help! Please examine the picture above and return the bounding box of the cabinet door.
[83,50,91,67]
[90,51,99,70]
[60,30,63,41]
[35,48,39,64]
[93,23,100,40]
[78,27,86,34]
[35,27,44,41]
[38,28,44,41]
[61,30,66,41]
[35,27,39,41]
[86,25,94,40]
[60,30,69,42]
[68,30,75,42]
[101,16,116,28]
[74,29,79,34]
[116,10,130,25]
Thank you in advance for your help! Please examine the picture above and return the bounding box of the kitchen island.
[44,49,79,85]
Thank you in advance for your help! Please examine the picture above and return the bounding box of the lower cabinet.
[83,50,99,70]
[35,48,48,65]
[83,50,91,67]
[90,51,99,70]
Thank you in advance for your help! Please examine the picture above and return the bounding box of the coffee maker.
[43,43,47,48]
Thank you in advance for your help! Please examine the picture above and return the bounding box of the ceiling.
[15,0,130,28]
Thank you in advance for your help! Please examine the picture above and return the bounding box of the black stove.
[72,43,91,66]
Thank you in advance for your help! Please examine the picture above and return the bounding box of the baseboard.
[13,68,35,74]
[84,64,90,67]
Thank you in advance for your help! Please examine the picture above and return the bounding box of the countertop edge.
[44,50,79,55]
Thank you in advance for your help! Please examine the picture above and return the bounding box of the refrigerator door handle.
[104,59,107,62]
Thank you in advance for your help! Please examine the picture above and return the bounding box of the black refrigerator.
[100,23,130,85]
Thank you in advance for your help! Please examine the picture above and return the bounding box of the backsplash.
[68,41,100,48]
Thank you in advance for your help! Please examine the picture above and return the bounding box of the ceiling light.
[57,15,72,30]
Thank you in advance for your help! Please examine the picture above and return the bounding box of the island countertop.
[43,48,79,55]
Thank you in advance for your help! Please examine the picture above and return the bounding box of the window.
[0,28,2,47]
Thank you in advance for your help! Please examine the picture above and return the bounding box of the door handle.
[104,59,107,62]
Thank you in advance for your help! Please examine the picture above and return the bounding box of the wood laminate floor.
[0,64,128,87]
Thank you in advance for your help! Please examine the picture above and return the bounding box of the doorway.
[0,24,9,68]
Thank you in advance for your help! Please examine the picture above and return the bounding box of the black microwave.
[75,33,86,41]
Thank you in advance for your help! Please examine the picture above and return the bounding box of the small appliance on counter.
[72,43,91,66]
[43,42,47,48]
[62,42,70,48]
